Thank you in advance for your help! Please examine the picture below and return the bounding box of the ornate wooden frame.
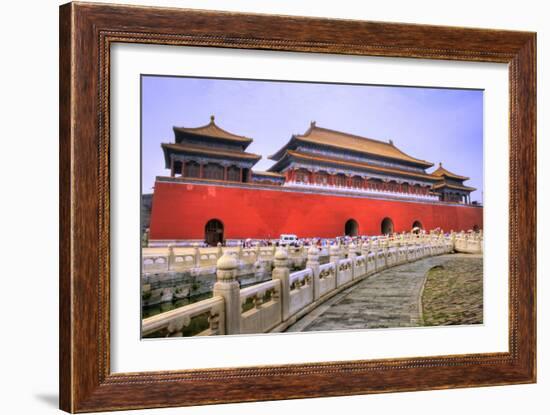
[59,2,536,412]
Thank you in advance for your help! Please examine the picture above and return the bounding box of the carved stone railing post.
[348,242,358,258]
[167,243,175,270]
[361,241,370,258]
[193,243,201,268]
[383,239,390,268]
[348,242,357,279]
[306,245,321,300]
[272,248,291,321]
[329,243,342,264]
[255,243,261,262]
[329,243,342,283]
[213,252,241,335]
[342,243,349,258]
[216,242,223,259]
[450,231,456,251]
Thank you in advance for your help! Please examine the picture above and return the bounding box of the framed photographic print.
[59,2,536,412]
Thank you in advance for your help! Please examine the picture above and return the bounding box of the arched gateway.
[205,219,224,246]
[344,219,359,236]
[412,220,423,229]
[381,217,394,235]
[412,220,423,234]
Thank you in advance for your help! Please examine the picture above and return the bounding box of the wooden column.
[239,167,243,182]
[199,163,204,179]
[223,166,228,181]
[170,158,175,177]
[181,161,186,178]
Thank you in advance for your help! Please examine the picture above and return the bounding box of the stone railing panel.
[318,263,337,297]
[142,254,170,273]
[240,280,282,334]
[240,249,258,265]
[366,252,376,275]
[420,245,428,258]
[288,269,314,316]
[336,258,353,287]
[375,250,386,271]
[454,236,482,254]
[397,247,408,264]
[142,296,225,337]
[406,245,416,261]
[427,244,435,256]
[386,247,398,268]
[199,253,219,267]
[171,253,196,271]
[353,255,367,280]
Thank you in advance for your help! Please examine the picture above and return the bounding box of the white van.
[279,234,298,245]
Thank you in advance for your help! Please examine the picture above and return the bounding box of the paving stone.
[286,254,478,332]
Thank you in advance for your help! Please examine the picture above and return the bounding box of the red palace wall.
[149,181,483,241]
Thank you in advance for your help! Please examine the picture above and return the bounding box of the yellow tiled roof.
[431,163,470,181]
[270,123,433,168]
[174,116,253,143]
[271,150,439,181]
[162,143,261,160]
[433,182,476,191]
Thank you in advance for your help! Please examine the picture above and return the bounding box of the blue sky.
[142,76,483,202]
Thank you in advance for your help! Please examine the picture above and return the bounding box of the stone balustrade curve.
[142,231,483,337]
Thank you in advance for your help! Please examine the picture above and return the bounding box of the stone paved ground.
[286,254,482,332]
[421,255,483,326]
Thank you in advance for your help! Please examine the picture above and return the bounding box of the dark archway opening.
[205,219,224,246]
[473,224,480,232]
[345,219,359,236]
[381,217,394,235]
[412,220,423,234]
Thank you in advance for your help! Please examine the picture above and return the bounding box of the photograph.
[2,0,542,413]
[140,76,484,338]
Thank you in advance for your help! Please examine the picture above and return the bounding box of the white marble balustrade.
[142,231,483,337]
